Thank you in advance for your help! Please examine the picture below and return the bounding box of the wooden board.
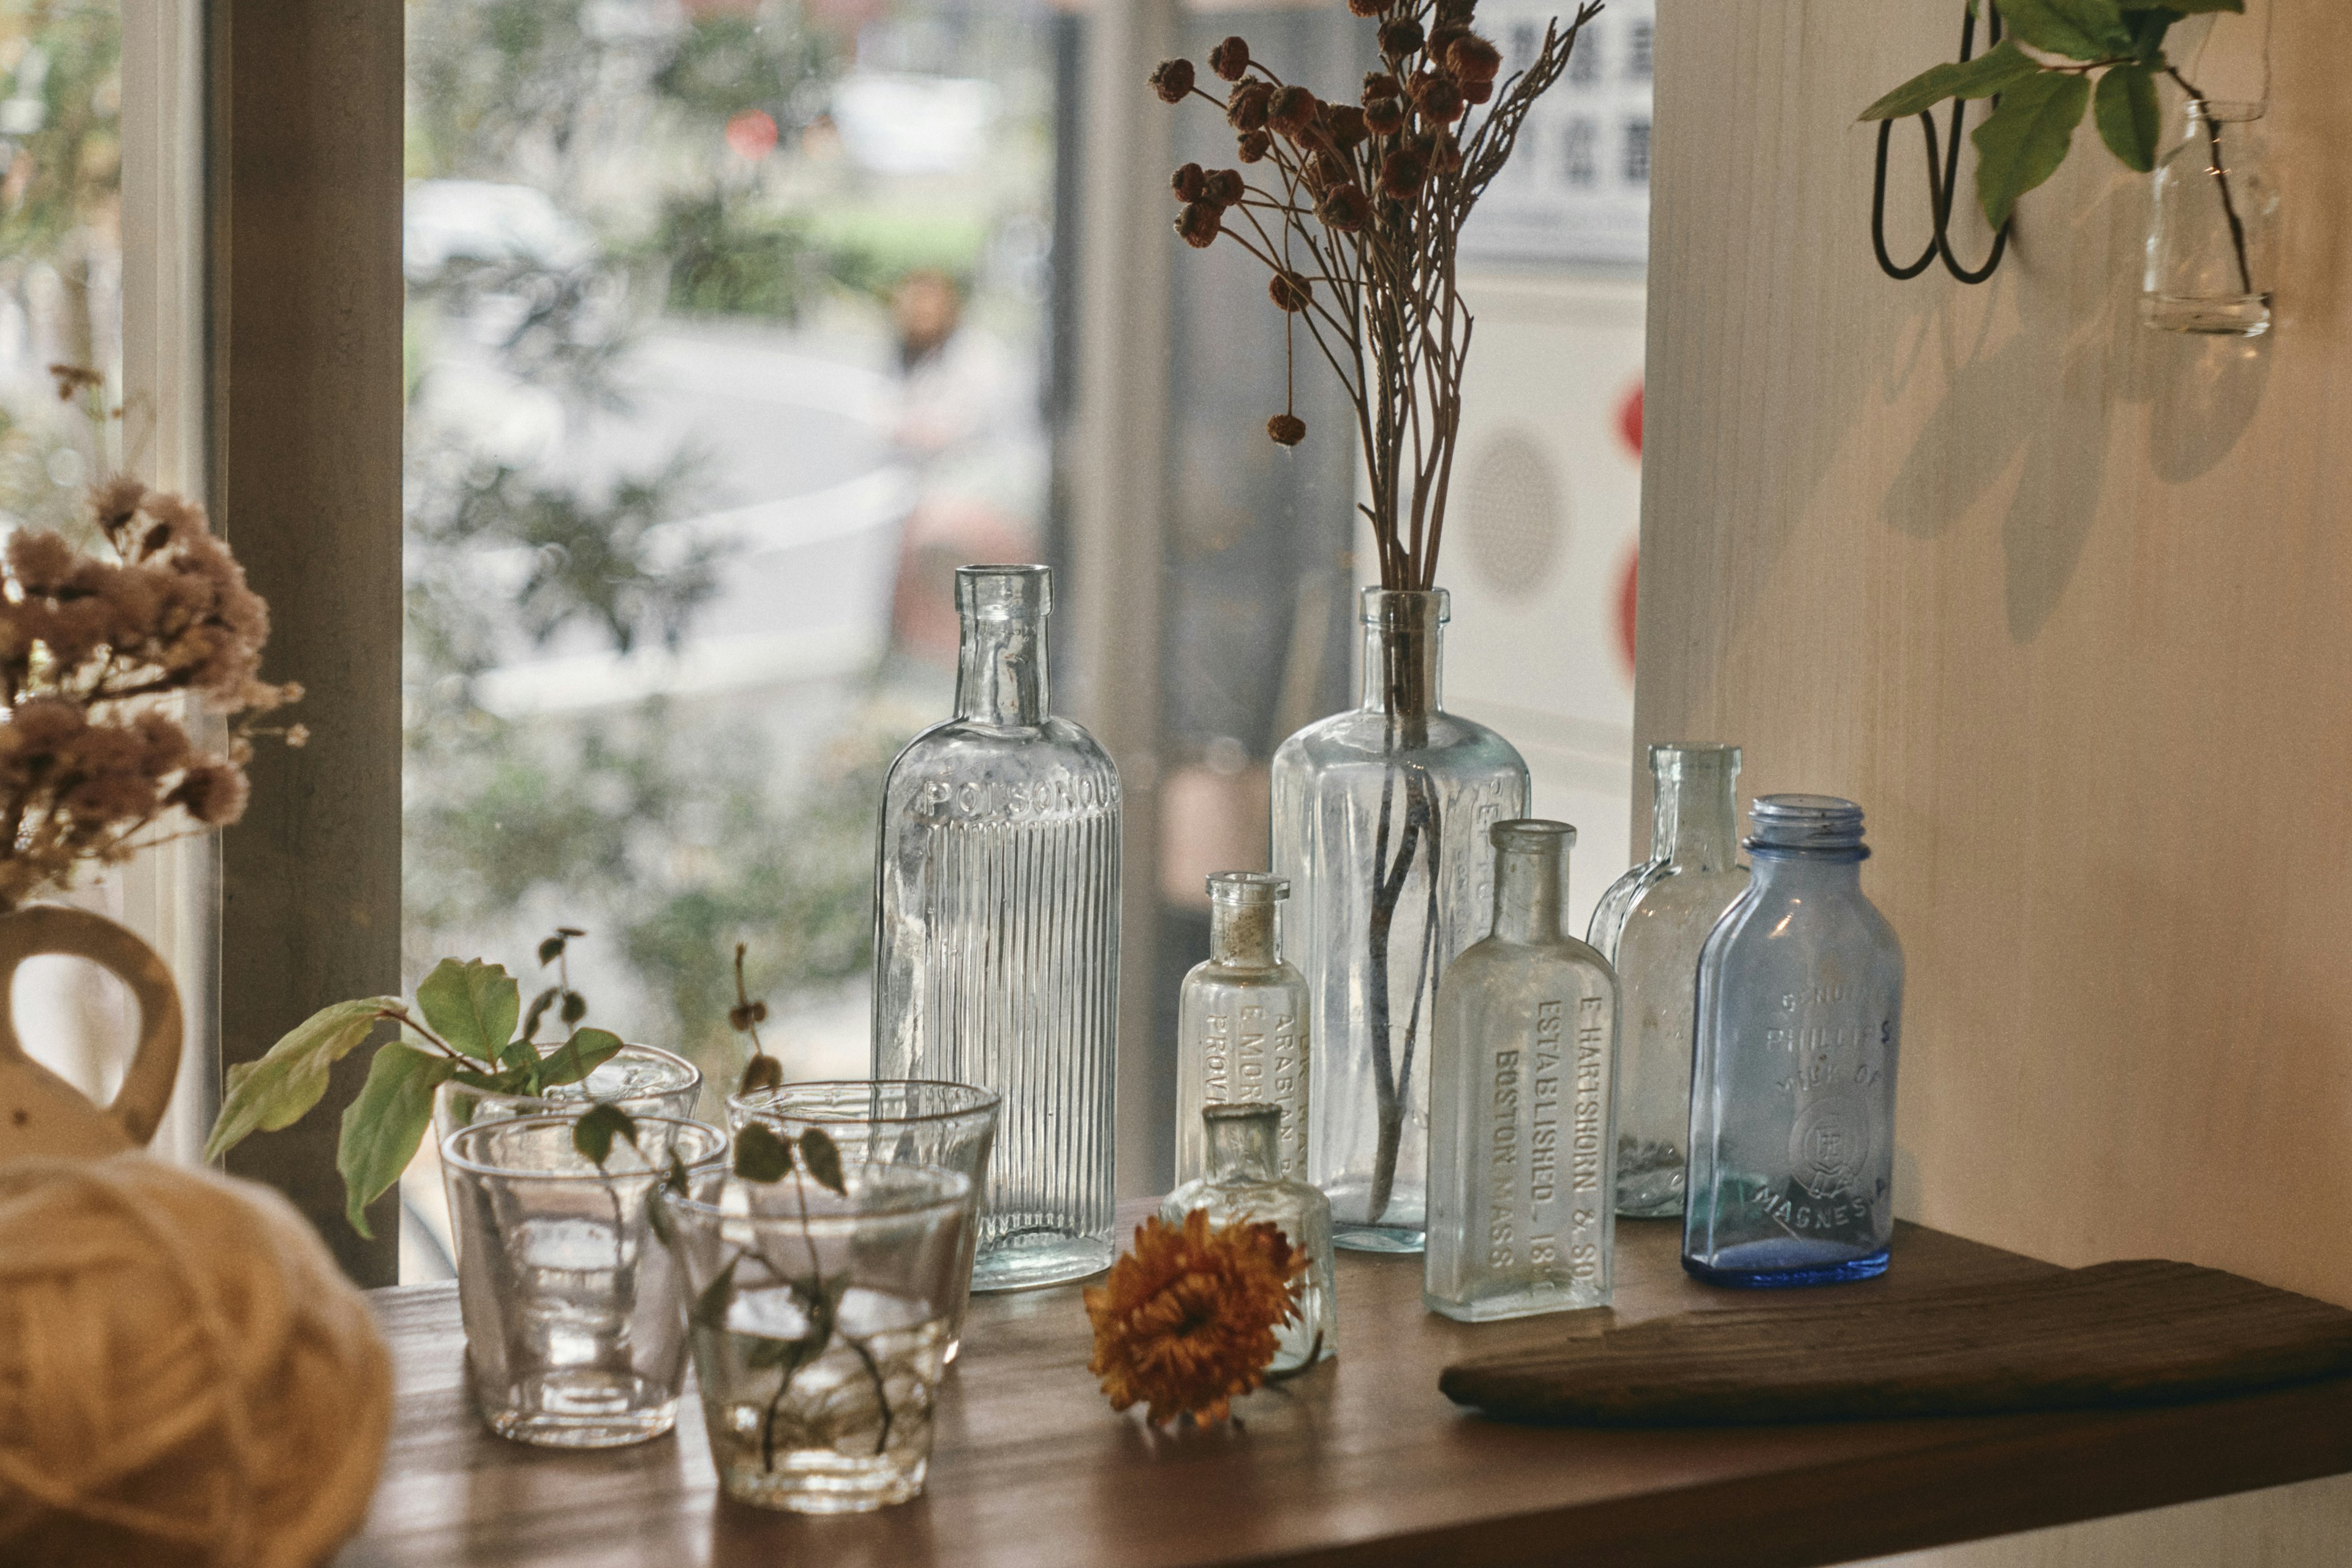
[337,1216,2352,1568]
[1442,1259,2352,1427]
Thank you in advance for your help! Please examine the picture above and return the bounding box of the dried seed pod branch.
[1151,0,1597,590]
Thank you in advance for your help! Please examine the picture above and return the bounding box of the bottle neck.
[1654,764,1739,871]
[1491,839,1570,944]
[1358,599,1444,718]
[1210,897,1280,967]
[1205,1108,1281,1183]
[956,611,1047,726]
[1748,851,1864,892]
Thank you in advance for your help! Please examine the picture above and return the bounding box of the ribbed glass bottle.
[872,564,1120,1291]
[1272,588,1529,1254]
[1427,821,1618,1321]
[1684,795,1903,1288]
[1175,873,1310,1188]
[1588,744,1748,1219]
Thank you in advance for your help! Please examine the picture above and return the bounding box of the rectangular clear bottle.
[1175,873,1310,1186]
[1427,820,1618,1322]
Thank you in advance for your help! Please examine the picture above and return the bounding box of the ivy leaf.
[2094,62,2162,170]
[798,1127,846,1197]
[519,986,560,1046]
[205,998,398,1161]
[573,1102,639,1166]
[415,959,521,1068]
[734,1121,794,1183]
[1972,69,2092,228]
[692,1257,739,1329]
[337,1043,459,1238]
[1859,39,2043,121]
[531,1027,623,1095]
[1994,0,2135,59]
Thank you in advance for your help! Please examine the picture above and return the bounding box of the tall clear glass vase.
[1272,587,1529,1253]
[1588,744,1748,1219]
[872,565,1120,1291]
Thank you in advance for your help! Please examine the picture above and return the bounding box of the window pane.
[401,0,1059,1277]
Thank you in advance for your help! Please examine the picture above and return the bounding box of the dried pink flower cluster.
[0,477,301,908]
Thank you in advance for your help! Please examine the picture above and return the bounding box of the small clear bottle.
[1684,795,1904,1288]
[1160,1104,1337,1373]
[872,564,1121,1292]
[1588,744,1749,1219]
[2143,100,2277,337]
[1175,873,1311,1187]
[1427,820,1618,1322]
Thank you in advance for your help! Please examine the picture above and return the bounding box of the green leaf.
[204,998,397,1161]
[737,1052,783,1096]
[415,959,520,1068]
[519,986,559,1047]
[2126,0,2238,12]
[538,933,567,966]
[573,1101,639,1166]
[692,1257,739,1329]
[337,1043,458,1238]
[530,1027,623,1094]
[1993,0,2134,59]
[559,991,587,1026]
[1972,68,2092,228]
[2094,62,2161,170]
[798,1126,846,1197]
[1859,39,2043,120]
[665,1149,692,1197]
[734,1121,794,1183]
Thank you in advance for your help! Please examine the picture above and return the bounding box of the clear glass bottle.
[1175,873,1310,1187]
[2143,100,2278,337]
[872,564,1120,1291]
[1588,744,1749,1219]
[1272,587,1529,1254]
[1684,796,1904,1288]
[1427,820,1618,1322]
[1160,1104,1336,1373]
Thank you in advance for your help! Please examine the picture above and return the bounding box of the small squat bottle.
[1427,820,1618,1322]
[1588,744,1749,1218]
[1161,1104,1337,1373]
[1684,796,1904,1288]
[1175,873,1310,1186]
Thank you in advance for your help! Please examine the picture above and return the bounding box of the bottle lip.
[957,563,1052,619]
[1204,1101,1283,1129]
[1649,742,1741,774]
[1490,816,1575,851]
[1359,586,1450,626]
[2187,99,2265,124]
[1207,870,1289,903]
[1747,793,1869,858]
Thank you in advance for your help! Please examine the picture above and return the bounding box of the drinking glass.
[442,1112,727,1447]
[726,1079,998,1359]
[434,1041,703,1144]
[665,1164,973,1513]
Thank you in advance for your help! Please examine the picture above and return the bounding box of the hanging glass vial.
[1161,1103,1337,1373]
[1427,820,1617,1322]
[1272,587,1529,1254]
[872,564,1120,1292]
[1175,873,1310,1187]
[1684,796,1903,1288]
[2143,100,2278,337]
[1588,744,1749,1219]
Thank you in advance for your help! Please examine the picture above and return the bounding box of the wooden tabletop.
[339,1213,2352,1568]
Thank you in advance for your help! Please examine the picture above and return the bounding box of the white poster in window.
[1460,0,1653,268]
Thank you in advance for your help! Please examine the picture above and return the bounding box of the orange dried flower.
[1267,85,1319,138]
[1267,413,1307,447]
[1378,17,1424,57]
[1226,80,1273,133]
[1085,1210,1307,1427]
[1202,167,1246,208]
[1346,0,1386,17]
[1236,129,1273,164]
[1172,162,1208,202]
[1176,200,1224,248]
[1317,183,1370,231]
[1363,97,1406,136]
[1209,36,1251,83]
[1151,59,1196,104]
[1269,271,1313,312]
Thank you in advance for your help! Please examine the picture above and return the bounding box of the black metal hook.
[1872,2,2012,284]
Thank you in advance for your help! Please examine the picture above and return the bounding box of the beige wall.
[1641,0,2352,1310]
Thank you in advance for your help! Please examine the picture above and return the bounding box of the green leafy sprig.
[1862,0,2248,270]
[204,928,624,1237]
[729,940,782,1097]
[692,1121,899,1469]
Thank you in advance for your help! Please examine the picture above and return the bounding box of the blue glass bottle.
[1683,796,1902,1287]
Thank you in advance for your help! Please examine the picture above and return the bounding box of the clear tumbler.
[725,1079,998,1358]
[442,1112,728,1446]
[665,1164,973,1513]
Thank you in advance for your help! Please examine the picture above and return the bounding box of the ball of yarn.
[0,1153,392,1568]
